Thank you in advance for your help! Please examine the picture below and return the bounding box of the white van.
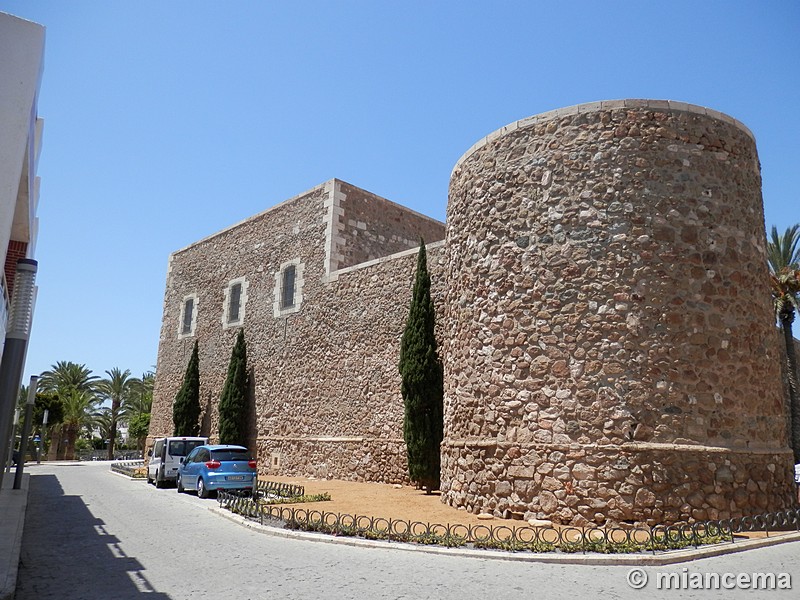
[147,436,207,488]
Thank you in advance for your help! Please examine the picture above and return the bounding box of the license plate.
[226,475,245,481]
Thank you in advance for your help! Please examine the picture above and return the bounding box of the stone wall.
[148,178,446,484]
[149,100,796,527]
[441,100,795,525]
[333,180,445,270]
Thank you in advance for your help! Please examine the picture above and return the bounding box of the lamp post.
[0,259,38,491]
[14,376,37,488]
[37,408,48,464]
[5,407,19,474]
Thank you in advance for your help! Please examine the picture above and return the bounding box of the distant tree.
[33,391,63,430]
[173,341,201,436]
[123,371,154,456]
[39,361,99,396]
[61,389,102,460]
[98,367,134,459]
[122,371,154,421]
[95,407,114,449]
[127,413,151,455]
[218,329,249,446]
[768,224,800,463]
[399,241,444,492]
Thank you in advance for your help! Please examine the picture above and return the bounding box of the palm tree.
[121,371,154,456]
[39,361,100,396]
[767,224,800,464]
[121,371,154,421]
[98,368,133,460]
[61,389,101,460]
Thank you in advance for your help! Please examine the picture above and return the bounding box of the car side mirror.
[147,449,152,457]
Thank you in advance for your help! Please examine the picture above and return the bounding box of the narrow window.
[181,298,194,335]
[228,282,242,323]
[281,265,296,309]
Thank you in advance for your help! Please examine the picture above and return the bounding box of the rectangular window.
[182,298,194,334]
[228,282,242,323]
[281,265,296,309]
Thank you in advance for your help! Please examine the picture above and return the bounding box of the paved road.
[14,462,800,599]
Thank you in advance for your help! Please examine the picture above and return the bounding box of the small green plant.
[259,492,331,506]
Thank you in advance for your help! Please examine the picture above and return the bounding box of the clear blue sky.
[2,0,798,384]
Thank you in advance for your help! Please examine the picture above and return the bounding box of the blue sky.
[2,0,798,384]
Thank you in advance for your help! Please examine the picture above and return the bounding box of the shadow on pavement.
[15,474,171,599]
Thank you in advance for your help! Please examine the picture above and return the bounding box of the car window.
[185,448,199,462]
[153,440,164,457]
[168,440,199,457]
[194,449,210,463]
[211,449,252,462]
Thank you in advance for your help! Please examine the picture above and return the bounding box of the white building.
[0,11,44,343]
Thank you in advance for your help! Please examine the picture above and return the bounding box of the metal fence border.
[216,489,800,554]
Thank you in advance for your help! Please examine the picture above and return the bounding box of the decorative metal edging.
[216,490,800,554]
[255,479,304,498]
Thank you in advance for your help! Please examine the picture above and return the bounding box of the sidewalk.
[0,469,30,600]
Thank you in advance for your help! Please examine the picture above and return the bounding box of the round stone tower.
[440,100,795,526]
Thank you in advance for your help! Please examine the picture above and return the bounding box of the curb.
[0,474,30,600]
[208,506,800,566]
[109,469,148,482]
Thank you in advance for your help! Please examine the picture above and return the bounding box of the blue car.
[177,444,257,498]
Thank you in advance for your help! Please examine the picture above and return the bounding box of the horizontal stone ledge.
[257,436,404,444]
[442,439,790,455]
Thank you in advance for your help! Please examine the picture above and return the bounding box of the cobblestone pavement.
[14,462,800,600]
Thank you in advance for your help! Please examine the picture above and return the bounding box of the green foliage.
[259,492,331,505]
[98,367,135,459]
[39,361,100,395]
[173,341,201,436]
[767,224,800,464]
[218,329,249,446]
[33,392,63,427]
[399,241,443,491]
[128,412,151,442]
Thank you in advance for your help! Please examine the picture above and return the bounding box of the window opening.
[228,282,242,323]
[281,265,296,309]
[182,298,194,335]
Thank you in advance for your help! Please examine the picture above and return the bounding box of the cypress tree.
[173,340,201,436]
[218,329,249,446]
[399,240,443,492]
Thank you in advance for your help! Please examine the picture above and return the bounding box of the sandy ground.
[257,476,791,542]
[263,475,506,528]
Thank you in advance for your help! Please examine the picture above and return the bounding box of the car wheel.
[197,477,210,499]
[176,474,184,493]
[146,470,153,485]
[155,467,165,489]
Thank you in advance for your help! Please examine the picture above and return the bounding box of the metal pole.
[37,408,48,464]
[14,376,37,488]
[0,259,38,491]
[5,407,19,474]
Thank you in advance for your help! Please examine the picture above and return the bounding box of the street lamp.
[14,375,37,488]
[0,258,39,491]
[37,408,48,464]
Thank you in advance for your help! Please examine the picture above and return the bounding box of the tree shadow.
[15,474,171,599]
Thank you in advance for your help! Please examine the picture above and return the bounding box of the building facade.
[150,100,796,525]
[0,12,44,344]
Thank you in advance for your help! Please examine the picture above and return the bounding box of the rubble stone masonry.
[441,100,795,525]
[150,100,796,526]
[149,179,446,484]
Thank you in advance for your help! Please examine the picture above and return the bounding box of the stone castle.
[149,100,796,525]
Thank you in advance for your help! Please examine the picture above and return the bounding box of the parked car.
[177,444,257,498]
[147,436,208,488]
